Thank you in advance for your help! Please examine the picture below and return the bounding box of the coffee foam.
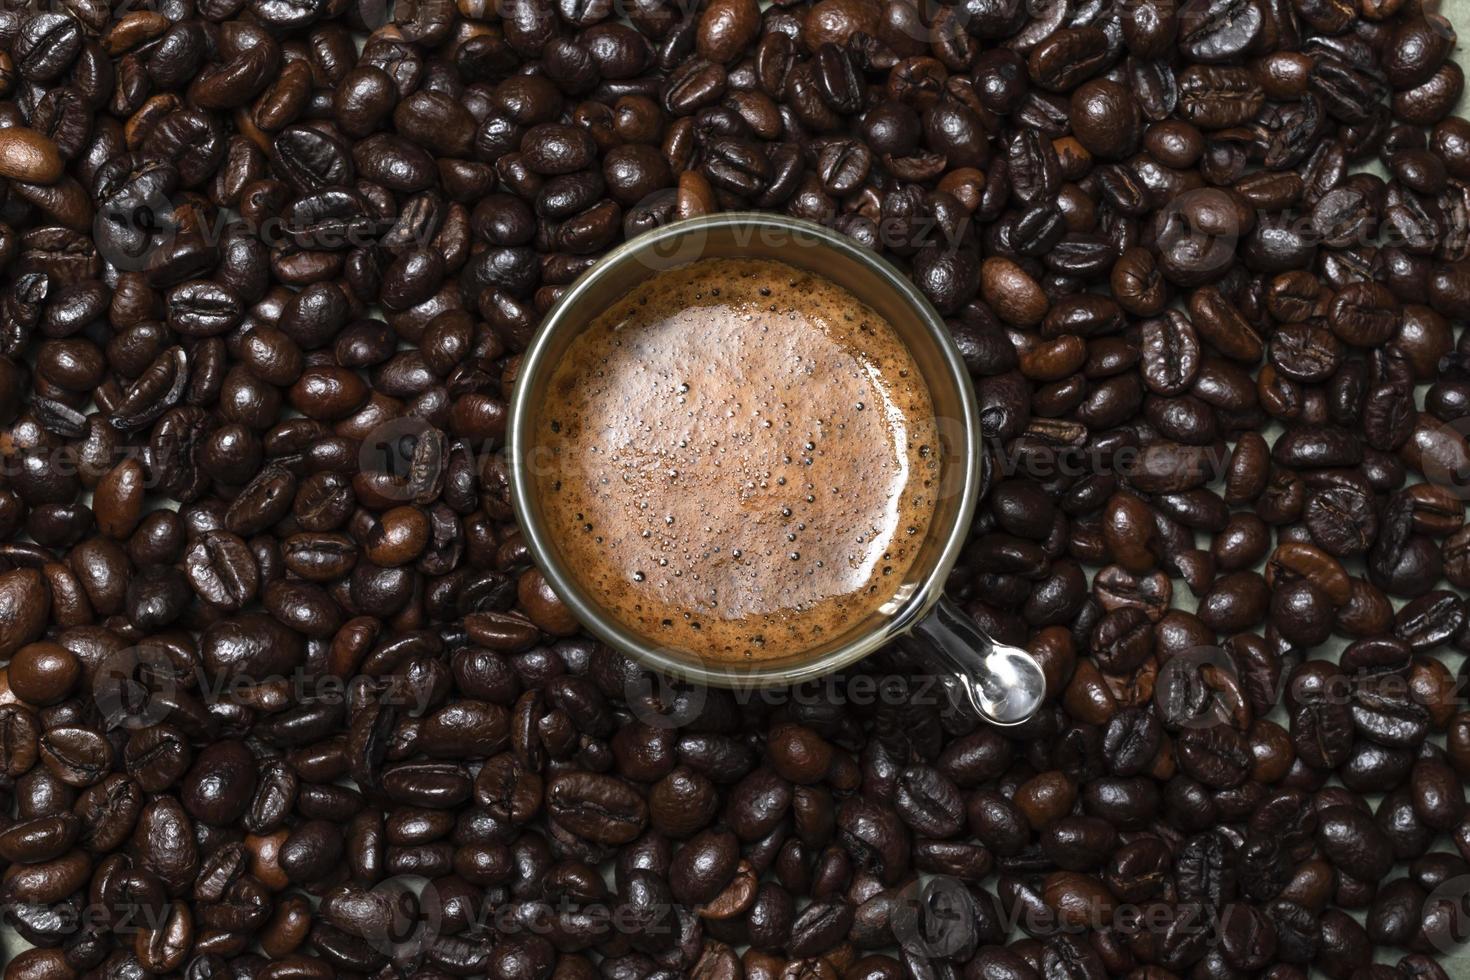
[535,258,940,662]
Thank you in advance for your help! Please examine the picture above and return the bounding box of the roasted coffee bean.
[1317,805,1395,882]
[0,0,1458,973]
[547,771,649,845]
[7,641,80,706]
[38,726,113,787]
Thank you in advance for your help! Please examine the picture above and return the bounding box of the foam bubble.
[534,258,941,662]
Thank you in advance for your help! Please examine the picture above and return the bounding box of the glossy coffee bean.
[0,0,1459,976]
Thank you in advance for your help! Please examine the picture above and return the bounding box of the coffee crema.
[534,257,941,662]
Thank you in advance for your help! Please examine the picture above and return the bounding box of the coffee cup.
[507,214,1046,727]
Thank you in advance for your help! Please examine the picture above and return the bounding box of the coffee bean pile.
[1,0,1470,974]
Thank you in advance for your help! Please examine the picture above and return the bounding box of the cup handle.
[898,596,1047,727]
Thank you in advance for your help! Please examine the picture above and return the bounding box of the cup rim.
[507,212,982,688]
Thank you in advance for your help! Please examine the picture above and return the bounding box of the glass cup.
[507,214,1046,726]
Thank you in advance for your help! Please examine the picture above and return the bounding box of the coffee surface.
[534,257,941,662]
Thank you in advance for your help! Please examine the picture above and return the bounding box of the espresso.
[534,258,941,662]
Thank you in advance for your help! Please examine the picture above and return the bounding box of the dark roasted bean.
[0,0,1455,974]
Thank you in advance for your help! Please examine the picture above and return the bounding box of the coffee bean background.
[2,0,1470,974]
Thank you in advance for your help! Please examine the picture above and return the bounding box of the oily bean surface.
[0,0,1466,977]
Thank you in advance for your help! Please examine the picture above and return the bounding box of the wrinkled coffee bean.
[0,0,1459,976]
